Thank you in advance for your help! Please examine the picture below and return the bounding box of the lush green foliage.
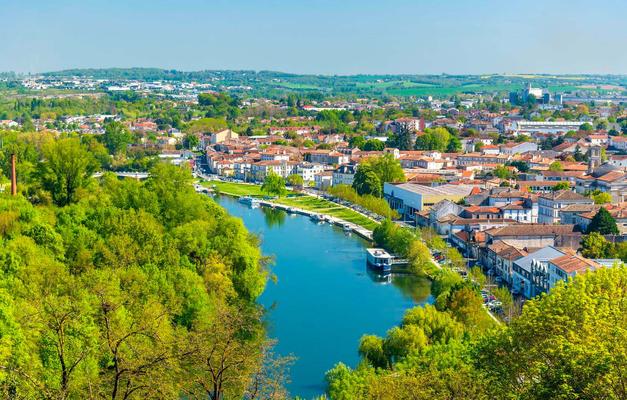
[0,152,274,398]
[587,207,619,235]
[327,266,627,400]
[327,185,398,219]
[352,154,405,197]
[261,173,287,197]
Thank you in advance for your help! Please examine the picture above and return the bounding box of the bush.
[328,185,399,219]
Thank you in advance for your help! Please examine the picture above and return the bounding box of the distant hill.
[39,68,627,98]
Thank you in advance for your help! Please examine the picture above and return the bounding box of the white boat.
[343,223,352,232]
[238,196,259,206]
[310,213,325,223]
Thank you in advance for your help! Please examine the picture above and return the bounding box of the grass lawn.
[275,195,379,231]
[202,181,379,231]
[202,181,265,197]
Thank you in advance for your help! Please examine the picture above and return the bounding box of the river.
[217,196,433,399]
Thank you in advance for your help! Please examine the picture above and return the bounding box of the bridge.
[93,171,150,179]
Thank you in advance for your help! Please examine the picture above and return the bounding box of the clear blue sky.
[1,0,626,75]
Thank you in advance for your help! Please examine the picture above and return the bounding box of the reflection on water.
[216,195,433,399]
[366,268,432,302]
[260,206,287,227]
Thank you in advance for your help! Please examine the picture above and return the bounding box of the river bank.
[201,180,379,232]
[216,195,433,398]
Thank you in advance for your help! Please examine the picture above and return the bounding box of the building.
[210,129,239,144]
[512,246,566,298]
[384,183,477,222]
[546,254,604,292]
[484,224,579,249]
[297,163,325,183]
[511,120,585,134]
[538,190,594,224]
[332,164,357,186]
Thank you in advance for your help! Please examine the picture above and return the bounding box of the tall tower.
[588,146,601,174]
[10,153,16,196]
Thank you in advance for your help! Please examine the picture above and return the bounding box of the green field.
[203,181,378,230]
[203,180,266,196]
[274,196,379,231]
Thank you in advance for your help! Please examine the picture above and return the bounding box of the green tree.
[38,138,97,206]
[507,160,529,173]
[362,154,406,194]
[492,165,513,179]
[579,232,612,258]
[549,161,563,172]
[552,181,571,191]
[363,139,385,151]
[286,174,304,189]
[587,207,619,235]
[592,191,612,204]
[352,165,382,197]
[103,121,134,155]
[261,173,287,197]
[183,133,200,149]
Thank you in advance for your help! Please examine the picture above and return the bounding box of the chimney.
[10,153,16,196]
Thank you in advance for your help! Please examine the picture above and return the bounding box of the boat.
[238,196,259,206]
[343,223,352,232]
[365,248,393,274]
[310,213,325,223]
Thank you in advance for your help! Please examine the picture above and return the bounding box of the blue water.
[217,196,433,399]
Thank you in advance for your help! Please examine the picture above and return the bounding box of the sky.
[1,0,626,75]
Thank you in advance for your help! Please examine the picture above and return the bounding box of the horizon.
[2,0,626,75]
[8,67,627,77]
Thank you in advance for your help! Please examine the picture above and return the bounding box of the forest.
[0,133,282,399]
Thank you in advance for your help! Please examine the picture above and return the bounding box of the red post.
[10,153,16,196]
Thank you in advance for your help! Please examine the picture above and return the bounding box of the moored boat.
[366,248,393,274]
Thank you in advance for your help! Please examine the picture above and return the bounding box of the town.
[1,68,626,399]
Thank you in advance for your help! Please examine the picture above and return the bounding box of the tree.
[367,154,405,187]
[548,161,563,172]
[552,182,570,191]
[286,174,304,189]
[261,173,287,197]
[183,133,200,149]
[592,191,612,204]
[363,139,385,151]
[579,122,593,131]
[507,160,529,173]
[586,207,619,235]
[38,138,97,206]
[389,124,413,150]
[103,121,134,155]
[492,165,513,180]
[477,267,627,400]
[446,135,462,152]
[414,127,451,152]
[349,135,366,149]
[579,232,612,258]
[352,165,382,197]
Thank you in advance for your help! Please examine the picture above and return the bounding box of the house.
[297,163,325,183]
[512,246,566,298]
[576,168,627,202]
[484,224,580,249]
[546,254,604,292]
[384,183,477,221]
[609,136,627,151]
[314,171,333,190]
[500,141,538,155]
[425,199,464,231]
[538,190,593,224]
[210,129,239,144]
[332,164,357,186]
[485,240,528,285]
